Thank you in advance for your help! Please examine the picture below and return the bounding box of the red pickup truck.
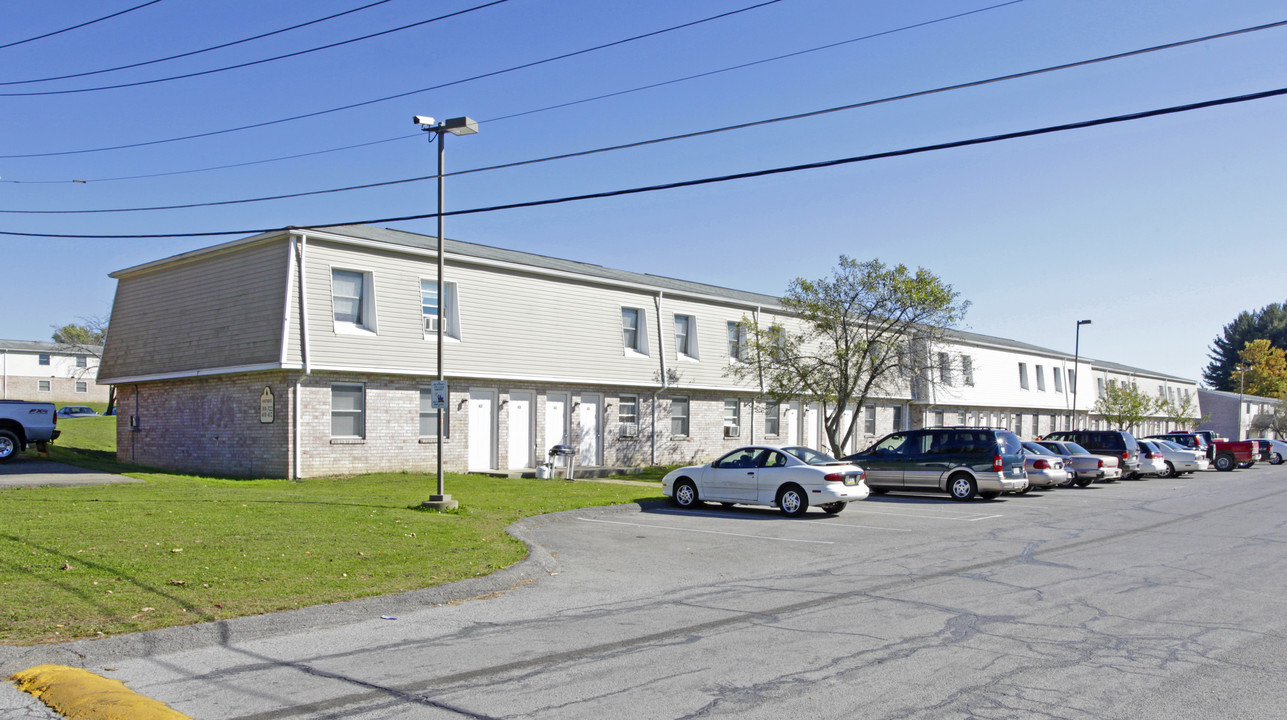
[1211,439,1259,472]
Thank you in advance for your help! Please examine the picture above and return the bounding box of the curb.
[11,664,191,719]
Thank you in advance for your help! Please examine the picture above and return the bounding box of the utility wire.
[1,0,1025,183]
[0,0,397,87]
[0,0,510,97]
[3,84,1284,238]
[8,16,1286,212]
[0,0,166,52]
[0,0,785,158]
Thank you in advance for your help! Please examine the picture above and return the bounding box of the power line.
[0,0,397,87]
[0,0,166,52]
[9,16,1286,212]
[0,0,510,97]
[0,0,785,159]
[0,0,1024,185]
[3,84,1284,238]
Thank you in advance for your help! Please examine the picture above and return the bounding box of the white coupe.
[663,445,868,517]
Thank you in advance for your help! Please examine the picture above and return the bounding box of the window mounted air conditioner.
[619,423,638,438]
[424,316,439,333]
[723,425,739,438]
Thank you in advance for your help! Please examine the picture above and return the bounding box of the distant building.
[0,339,109,403]
[1198,389,1281,440]
[98,224,1201,478]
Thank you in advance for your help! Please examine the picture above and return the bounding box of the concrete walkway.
[0,455,140,489]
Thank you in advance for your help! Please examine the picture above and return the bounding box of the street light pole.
[1071,319,1092,430]
[414,116,477,511]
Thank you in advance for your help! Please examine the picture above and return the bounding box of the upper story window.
[1036,365,1046,391]
[76,356,88,368]
[331,269,376,334]
[1018,362,1030,390]
[622,307,649,356]
[420,279,461,340]
[674,314,698,360]
[1053,367,1063,393]
[1097,378,1106,398]
[938,352,952,386]
[727,321,745,362]
[38,354,50,366]
[961,355,974,386]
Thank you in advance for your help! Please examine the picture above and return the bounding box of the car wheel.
[1075,477,1094,487]
[777,484,808,517]
[1272,452,1284,466]
[979,491,1001,500]
[820,501,847,514]
[0,430,19,462]
[948,474,977,501]
[1058,475,1076,488]
[1214,453,1235,472]
[1016,484,1032,494]
[671,479,700,508]
[1158,462,1174,478]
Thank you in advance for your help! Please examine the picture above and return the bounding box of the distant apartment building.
[0,339,109,403]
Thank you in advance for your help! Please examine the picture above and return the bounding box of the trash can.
[549,444,576,481]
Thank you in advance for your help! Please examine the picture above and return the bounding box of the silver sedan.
[1149,439,1210,476]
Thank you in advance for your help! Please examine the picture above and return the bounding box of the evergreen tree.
[1203,302,1287,390]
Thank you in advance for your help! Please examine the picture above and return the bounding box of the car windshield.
[1022,442,1055,456]
[1157,440,1183,451]
[1064,442,1091,454]
[783,446,838,465]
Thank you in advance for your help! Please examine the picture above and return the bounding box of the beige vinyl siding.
[660,295,758,389]
[100,240,289,380]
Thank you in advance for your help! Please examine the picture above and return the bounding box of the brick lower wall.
[4,375,111,403]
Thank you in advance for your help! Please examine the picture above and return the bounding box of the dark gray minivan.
[1043,430,1141,478]
[843,427,1028,501]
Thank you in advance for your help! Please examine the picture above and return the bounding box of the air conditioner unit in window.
[424,316,439,333]
[619,422,638,438]
[723,425,739,438]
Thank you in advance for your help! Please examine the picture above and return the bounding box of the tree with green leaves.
[1236,339,1287,398]
[1203,301,1287,391]
[1093,381,1156,434]
[1249,393,1287,438]
[50,315,114,414]
[727,256,969,458]
[1157,391,1200,431]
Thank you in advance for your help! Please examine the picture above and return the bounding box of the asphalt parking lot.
[7,465,1287,719]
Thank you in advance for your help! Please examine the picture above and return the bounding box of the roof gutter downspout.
[651,291,669,466]
[294,234,311,479]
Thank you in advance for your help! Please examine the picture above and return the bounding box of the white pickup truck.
[0,399,60,461]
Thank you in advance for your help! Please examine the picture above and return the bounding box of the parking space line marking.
[855,508,999,522]
[577,517,835,544]
[968,514,1004,522]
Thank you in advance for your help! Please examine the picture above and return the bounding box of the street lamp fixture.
[1071,319,1091,430]
[415,115,477,511]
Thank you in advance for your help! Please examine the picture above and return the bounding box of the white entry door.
[803,403,820,450]
[468,390,496,472]
[507,390,534,469]
[545,392,569,458]
[577,393,601,466]
[783,401,799,446]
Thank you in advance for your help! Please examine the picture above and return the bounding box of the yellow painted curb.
[10,664,192,720]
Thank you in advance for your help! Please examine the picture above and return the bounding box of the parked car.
[1037,440,1120,486]
[663,445,868,517]
[843,426,1027,501]
[55,405,99,418]
[1147,433,1211,460]
[1149,438,1211,475]
[1044,430,1141,478]
[1135,440,1169,477]
[1020,442,1068,491]
[1252,438,1287,465]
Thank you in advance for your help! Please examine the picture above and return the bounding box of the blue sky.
[3,0,1285,382]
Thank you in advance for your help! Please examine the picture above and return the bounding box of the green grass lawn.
[3,412,663,646]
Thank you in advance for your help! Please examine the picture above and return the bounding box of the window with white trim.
[727,321,745,362]
[75,381,88,393]
[619,395,638,427]
[864,405,877,435]
[674,314,698,359]
[331,269,376,333]
[1019,363,1030,390]
[723,399,740,434]
[764,401,780,436]
[670,397,689,436]
[961,355,974,386]
[38,380,51,392]
[331,383,365,438]
[76,356,88,368]
[420,279,461,339]
[1036,365,1046,391]
[622,308,649,355]
[1053,367,1063,393]
[38,354,50,366]
[419,387,450,438]
[938,352,952,385]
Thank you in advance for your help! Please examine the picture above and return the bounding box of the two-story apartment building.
[0,339,109,403]
[98,224,1200,478]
